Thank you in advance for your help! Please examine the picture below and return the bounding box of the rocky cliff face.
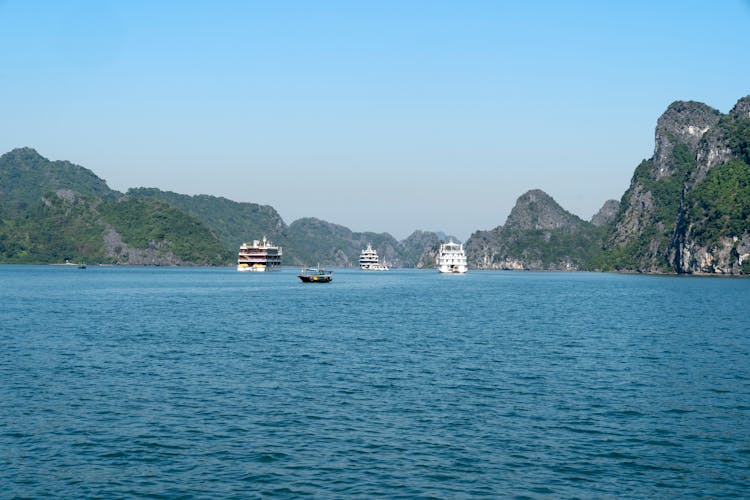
[609,101,721,270]
[590,200,620,227]
[466,190,607,271]
[607,96,750,274]
[652,101,721,180]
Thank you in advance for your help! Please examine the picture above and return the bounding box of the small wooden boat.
[298,267,332,283]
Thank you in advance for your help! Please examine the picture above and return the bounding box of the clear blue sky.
[2,1,749,240]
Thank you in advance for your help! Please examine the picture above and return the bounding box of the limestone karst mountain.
[466,190,608,270]
[606,96,750,274]
[2,95,749,273]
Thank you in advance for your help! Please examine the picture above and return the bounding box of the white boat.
[438,239,467,274]
[237,236,282,272]
[359,243,389,271]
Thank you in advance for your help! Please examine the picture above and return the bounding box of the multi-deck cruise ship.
[438,239,467,274]
[359,243,389,271]
[237,236,282,272]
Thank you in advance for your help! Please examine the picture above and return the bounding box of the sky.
[1,1,749,240]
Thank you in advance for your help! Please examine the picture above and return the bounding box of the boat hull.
[298,274,332,283]
[439,265,467,274]
[237,264,267,272]
[360,264,389,271]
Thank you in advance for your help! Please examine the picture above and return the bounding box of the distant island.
[1,95,749,274]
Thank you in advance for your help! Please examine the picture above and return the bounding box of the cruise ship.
[438,239,468,274]
[237,236,282,272]
[359,243,389,271]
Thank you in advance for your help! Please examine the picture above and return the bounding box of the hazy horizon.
[2,1,749,241]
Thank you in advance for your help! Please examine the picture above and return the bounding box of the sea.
[1,265,749,498]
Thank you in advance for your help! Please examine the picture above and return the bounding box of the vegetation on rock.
[0,192,109,263]
[686,159,750,245]
[127,188,286,254]
[467,190,610,271]
[603,98,750,274]
[98,197,230,265]
[0,188,229,266]
[3,95,749,272]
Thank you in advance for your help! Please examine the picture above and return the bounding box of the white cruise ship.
[237,236,282,272]
[359,243,389,271]
[438,239,468,274]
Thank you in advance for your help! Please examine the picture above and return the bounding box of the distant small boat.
[298,267,333,283]
[78,262,87,269]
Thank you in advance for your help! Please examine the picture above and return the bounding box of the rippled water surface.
[2,265,749,498]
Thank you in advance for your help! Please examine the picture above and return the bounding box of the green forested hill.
[127,187,287,254]
[0,148,118,218]
[0,149,229,265]
[125,188,441,267]
[98,197,231,265]
[0,148,440,267]
[0,191,229,265]
[0,192,109,263]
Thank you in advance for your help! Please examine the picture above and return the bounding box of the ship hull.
[439,265,467,274]
[298,274,332,283]
[237,264,267,272]
[360,264,389,271]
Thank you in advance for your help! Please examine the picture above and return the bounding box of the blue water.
[1,265,749,498]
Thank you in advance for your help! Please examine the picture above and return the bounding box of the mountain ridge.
[0,148,442,266]
[3,94,749,274]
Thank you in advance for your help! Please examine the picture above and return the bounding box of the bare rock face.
[590,199,620,227]
[101,223,189,266]
[609,178,663,269]
[693,96,750,184]
[730,96,750,119]
[694,128,734,183]
[653,101,721,180]
[675,235,750,275]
